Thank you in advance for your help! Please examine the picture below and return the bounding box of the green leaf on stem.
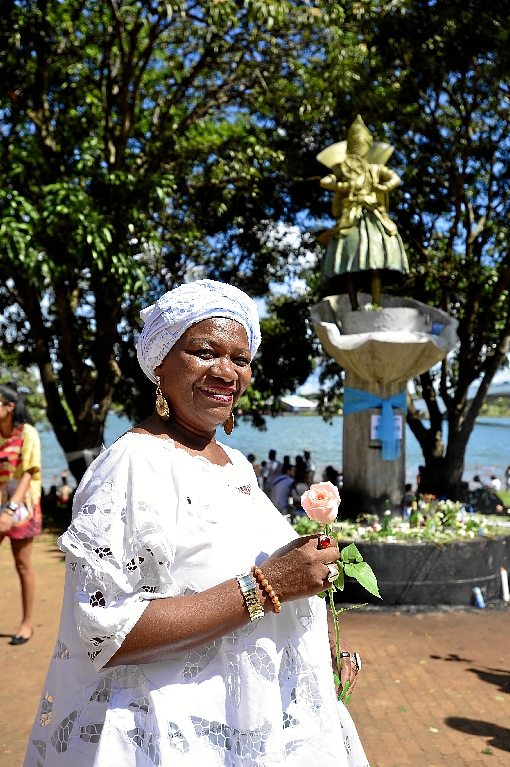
[343,562,381,598]
[334,563,345,591]
[340,543,364,564]
[317,591,327,599]
[333,672,341,687]
[339,681,350,701]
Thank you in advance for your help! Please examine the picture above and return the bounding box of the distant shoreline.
[246,411,510,420]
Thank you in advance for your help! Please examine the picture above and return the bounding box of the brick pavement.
[1,535,509,766]
[347,607,510,766]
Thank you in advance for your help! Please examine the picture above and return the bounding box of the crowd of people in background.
[473,469,509,493]
[40,470,73,526]
[27,454,510,531]
[246,448,343,517]
[245,453,509,522]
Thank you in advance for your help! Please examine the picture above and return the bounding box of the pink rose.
[301,481,340,523]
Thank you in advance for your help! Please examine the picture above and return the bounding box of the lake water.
[39,414,510,490]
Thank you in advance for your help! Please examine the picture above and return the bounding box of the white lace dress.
[24,434,369,767]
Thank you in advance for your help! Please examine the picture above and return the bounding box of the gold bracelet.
[252,566,282,613]
[236,573,264,622]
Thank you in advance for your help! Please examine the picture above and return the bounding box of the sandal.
[9,631,33,645]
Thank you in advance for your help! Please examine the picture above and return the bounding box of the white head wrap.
[137,280,261,383]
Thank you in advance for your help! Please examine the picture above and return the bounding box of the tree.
[368,0,510,496]
[5,0,507,497]
[0,0,368,480]
[248,0,510,498]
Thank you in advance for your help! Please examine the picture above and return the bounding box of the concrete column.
[342,370,407,519]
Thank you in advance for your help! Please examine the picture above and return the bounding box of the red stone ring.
[317,534,332,550]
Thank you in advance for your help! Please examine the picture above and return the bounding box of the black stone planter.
[335,536,510,605]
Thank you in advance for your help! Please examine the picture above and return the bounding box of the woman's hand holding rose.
[261,535,339,604]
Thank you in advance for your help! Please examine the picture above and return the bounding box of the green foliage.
[343,561,380,599]
[245,290,320,426]
[334,563,345,592]
[292,515,320,536]
[340,543,364,565]
[1,0,508,494]
[0,349,47,425]
[261,0,510,492]
[359,1,510,494]
[479,397,510,417]
[497,491,510,509]
[334,542,380,598]
[0,0,370,471]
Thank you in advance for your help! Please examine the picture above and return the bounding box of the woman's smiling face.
[155,317,252,433]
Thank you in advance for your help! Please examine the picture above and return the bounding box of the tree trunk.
[407,371,505,500]
[15,277,122,486]
[416,453,466,499]
[408,389,470,499]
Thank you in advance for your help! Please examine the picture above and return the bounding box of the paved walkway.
[1,535,509,766]
[347,608,510,766]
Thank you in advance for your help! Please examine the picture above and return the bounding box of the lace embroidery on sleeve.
[62,499,176,597]
[60,476,178,666]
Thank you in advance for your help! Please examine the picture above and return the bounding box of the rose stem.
[324,523,342,697]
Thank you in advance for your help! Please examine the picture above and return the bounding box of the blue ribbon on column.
[343,387,407,461]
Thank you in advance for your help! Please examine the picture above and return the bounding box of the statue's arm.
[320,173,349,192]
[373,166,401,192]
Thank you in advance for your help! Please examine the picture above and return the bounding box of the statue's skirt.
[322,209,408,294]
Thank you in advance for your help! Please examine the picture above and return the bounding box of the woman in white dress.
[24,280,369,767]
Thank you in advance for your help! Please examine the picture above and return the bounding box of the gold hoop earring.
[155,375,170,421]
[223,410,235,435]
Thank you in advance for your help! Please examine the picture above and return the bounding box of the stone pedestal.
[342,371,406,518]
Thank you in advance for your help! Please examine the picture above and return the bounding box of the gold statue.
[317,115,409,309]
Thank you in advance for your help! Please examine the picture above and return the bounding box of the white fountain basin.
[342,306,431,335]
[310,293,459,386]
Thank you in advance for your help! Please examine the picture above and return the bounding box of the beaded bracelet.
[236,573,264,622]
[252,565,282,613]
